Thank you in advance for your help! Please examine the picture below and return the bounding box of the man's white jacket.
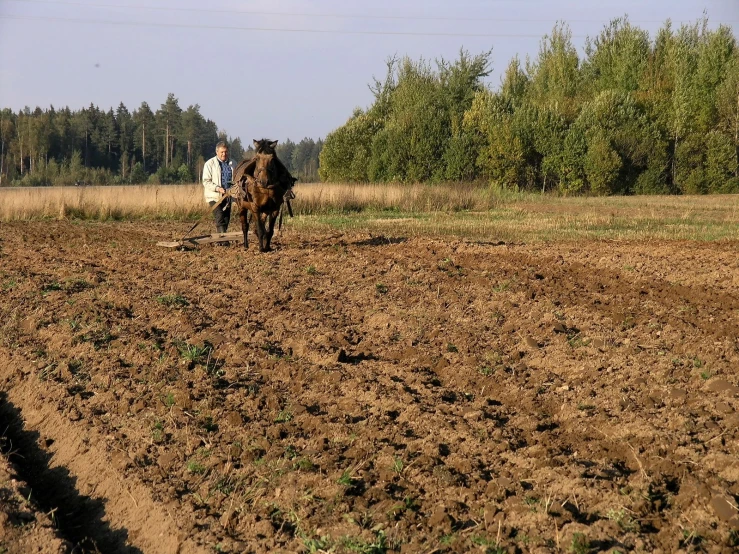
[202,156,230,203]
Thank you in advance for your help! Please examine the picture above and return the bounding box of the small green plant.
[163,392,176,408]
[569,532,590,554]
[178,342,211,364]
[152,421,165,443]
[439,533,456,546]
[304,535,333,553]
[606,508,637,531]
[478,366,494,377]
[567,334,590,349]
[492,280,510,293]
[275,409,293,423]
[305,265,317,275]
[337,469,355,487]
[295,458,315,471]
[41,281,63,293]
[392,456,404,474]
[187,460,206,474]
[680,528,703,547]
[446,343,458,353]
[375,283,388,294]
[65,317,82,331]
[157,294,189,308]
[692,357,704,368]
[471,535,505,553]
[340,529,388,553]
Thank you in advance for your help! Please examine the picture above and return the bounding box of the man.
[202,141,233,236]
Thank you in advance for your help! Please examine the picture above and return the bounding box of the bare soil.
[0,449,71,554]
[1,220,738,553]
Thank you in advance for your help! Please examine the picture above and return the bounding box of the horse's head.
[253,139,278,154]
[252,139,279,187]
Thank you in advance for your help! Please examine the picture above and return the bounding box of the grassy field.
[1,183,738,242]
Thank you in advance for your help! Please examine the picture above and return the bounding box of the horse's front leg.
[239,207,250,249]
[264,211,278,251]
[255,213,269,252]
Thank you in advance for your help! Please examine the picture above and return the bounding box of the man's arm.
[202,159,221,193]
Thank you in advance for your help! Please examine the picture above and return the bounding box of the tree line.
[319,17,739,194]
[0,93,323,186]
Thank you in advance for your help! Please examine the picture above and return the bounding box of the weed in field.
[606,508,637,531]
[151,421,165,443]
[303,535,333,553]
[392,456,404,474]
[620,316,636,330]
[295,458,315,471]
[163,392,176,408]
[692,357,704,368]
[337,469,356,487]
[187,461,206,474]
[375,283,389,295]
[275,409,293,423]
[65,317,82,331]
[471,535,505,554]
[680,528,703,548]
[478,366,494,377]
[2,278,16,290]
[305,265,317,275]
[157,294,189,308]
[41,281,63,293]
[569,532,590,554]
[446,343,458,353]
[492,281,510,293]
[567,334,590,349]
[340,530,388,553]
[177,342,211,365]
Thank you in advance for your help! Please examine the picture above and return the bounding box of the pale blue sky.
[1,0,737,143]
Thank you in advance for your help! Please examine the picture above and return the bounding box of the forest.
[0,93,323,186]
[320,17,739,194]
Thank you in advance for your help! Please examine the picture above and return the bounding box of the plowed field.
[1,221,738,553]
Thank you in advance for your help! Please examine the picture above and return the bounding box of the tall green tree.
[133,101,155,172]
[156,93,182,168]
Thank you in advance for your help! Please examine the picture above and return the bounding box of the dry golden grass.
[1,183,738,242]
[0,184,205,221]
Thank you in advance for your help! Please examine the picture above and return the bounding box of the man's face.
[216,148,229,162]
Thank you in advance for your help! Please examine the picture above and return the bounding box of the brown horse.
[232,139,294,252]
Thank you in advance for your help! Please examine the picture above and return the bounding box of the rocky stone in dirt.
[710,495,738,522]
[524,337,540,348]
